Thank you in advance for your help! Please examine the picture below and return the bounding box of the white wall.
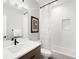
[29,9,40,41]
[24,0,40,41]
[3,15,7,36]
[40,0,76,57]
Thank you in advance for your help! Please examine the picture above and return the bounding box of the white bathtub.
[50,47,76,59]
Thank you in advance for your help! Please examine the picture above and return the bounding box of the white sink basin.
[3,40,14,47]
[8,44,25,53]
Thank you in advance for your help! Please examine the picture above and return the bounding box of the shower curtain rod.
[40,0,58,8]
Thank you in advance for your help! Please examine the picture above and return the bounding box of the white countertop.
[3,38,41,59]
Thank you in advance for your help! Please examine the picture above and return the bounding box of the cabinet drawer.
[18,46,41,59]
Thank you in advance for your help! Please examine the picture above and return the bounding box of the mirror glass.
[3,0,29,40]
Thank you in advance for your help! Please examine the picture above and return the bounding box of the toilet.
[41,48,52,59]
[29,40,52,59]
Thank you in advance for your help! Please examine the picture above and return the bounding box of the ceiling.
[36,0,74,8]
[36,0,56,7]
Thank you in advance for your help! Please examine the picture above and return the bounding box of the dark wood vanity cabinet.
[18,46,41,59]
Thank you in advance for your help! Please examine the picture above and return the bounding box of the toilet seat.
[41,48,52,57]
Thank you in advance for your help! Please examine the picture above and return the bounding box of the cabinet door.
[19,46,40,59]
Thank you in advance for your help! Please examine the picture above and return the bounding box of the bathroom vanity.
[19,46,40,59]
[3,39,41,59]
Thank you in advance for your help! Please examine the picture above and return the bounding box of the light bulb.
[54,2,57,4]
[18,4,22,9]
[17,2,24,9]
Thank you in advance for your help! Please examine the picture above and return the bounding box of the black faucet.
[11,37,19,45]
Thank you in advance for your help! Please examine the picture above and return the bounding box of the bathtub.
[50,47,76,59]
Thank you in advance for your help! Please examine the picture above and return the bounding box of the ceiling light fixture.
[17,0,24,9]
